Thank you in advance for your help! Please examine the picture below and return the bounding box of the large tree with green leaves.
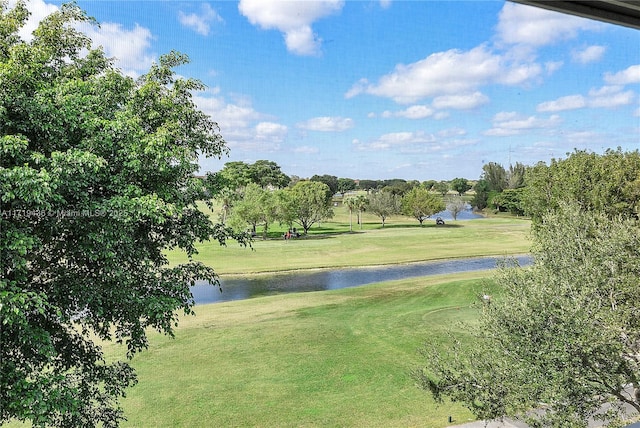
[523,149,640,222]
[227,182,276,239]
[450,177,472,196]
[247,160,290,189]
[283,180,333,234]
[401,187,445,226]
[415,203,640,426]
[482,162,507,193]
[0,3,245,426]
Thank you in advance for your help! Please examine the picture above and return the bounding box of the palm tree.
[355,195,369,230]
[344,197,358,232]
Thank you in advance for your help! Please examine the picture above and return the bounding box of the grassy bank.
[167,216,531,275]
[103,271,498,427]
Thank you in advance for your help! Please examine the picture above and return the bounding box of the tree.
[247,160,290,189]
[337,177,357,194]
[0,4,246,426]
[501,188,525,216]
[344,196,358,232]
[523,149,640,222]
[472,179,490,210]
[507,162,526,189]
[284,181,333,234]
[357,179,380,191]
[433,181,449,196]
[367,191,401,227]
[422,180,436,192]
[401,187,445,226]
[482,162,507,193]
[227,183,276,239]
[310,174,338,200]
[450,177,472,196]
[218,161,251,191]
[354,194,369,230]
[415,204,640,426]
[445,195,466,220]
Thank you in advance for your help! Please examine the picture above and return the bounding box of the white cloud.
[432,92,490,110]
[437,127,467,138]
[194,90,287,152]
[178,4,223,36]
[379,0,392,9]
[353,131,436,151]
[293,146,320,154]
[545,61,563,74]
[485,113,561,136]
[297,116,354,132]
[587,85,635,108]
[238,0,343,56]
[256,122,288,142]
[572,45,606,64]
[604,65,640,85]
[82,22,155,77]
[381,105,434,119]
[537,95,587,112]
[496,2,601,47]
[346,45,540,104]
[538,86,635,112]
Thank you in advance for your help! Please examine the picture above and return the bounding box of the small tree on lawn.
[284,181,334,234]
[344,196,358,232]
[445,195,466,220]
[367,191,401,228]
[402,187,445,226]
[450,177,472,196]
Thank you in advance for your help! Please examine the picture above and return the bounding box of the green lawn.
[168,209,531,274]
[104,271,498,427]
[5,208,531,428]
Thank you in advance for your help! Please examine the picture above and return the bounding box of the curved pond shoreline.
[191,254,532,305]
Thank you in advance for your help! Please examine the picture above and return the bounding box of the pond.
[432,203,484,221]
[191,255,532,305]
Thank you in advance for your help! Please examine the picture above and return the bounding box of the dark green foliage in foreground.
[416,204,640,427]
[0,3,245,426]
[523,148,640,222]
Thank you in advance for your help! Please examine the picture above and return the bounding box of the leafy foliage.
[367,191,401,227]
[523,149,640,222]
[401,187,445,225]
[415,204,640,426]
[0,3,246,426]
[282,180,333,234]
[482,162,507,193]
[450,177,472,196]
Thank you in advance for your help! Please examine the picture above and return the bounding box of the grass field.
[168,205,531,275]
[103,271,499,427]
[6,208,531,427]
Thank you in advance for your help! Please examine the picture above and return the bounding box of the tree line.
[205,160,478,236]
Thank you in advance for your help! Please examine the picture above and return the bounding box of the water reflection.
[191,255,532,305]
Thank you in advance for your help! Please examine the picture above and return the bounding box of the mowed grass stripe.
[99,272,499,427]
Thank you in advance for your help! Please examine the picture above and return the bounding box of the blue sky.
[21,0,640,181]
